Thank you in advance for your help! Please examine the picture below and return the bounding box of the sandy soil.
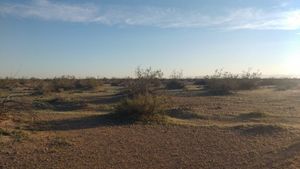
[1,87,300,169]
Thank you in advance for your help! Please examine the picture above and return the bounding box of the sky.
[0,0,299,78]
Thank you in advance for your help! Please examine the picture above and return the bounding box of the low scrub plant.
[115,67,168,123]
[204,69,261,95]
[33,76,102,94]
[114,94,167,123]
[165,70,185,90]
[274,79,299,91]
[125,67,163,97]
[165,80,185,90]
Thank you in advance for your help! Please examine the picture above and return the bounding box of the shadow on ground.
[28,113,131,131]
[85,94,125,104]
[33,94,126,112]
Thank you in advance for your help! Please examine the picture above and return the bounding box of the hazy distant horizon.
[1,68,300,79]
[1,0,299,78]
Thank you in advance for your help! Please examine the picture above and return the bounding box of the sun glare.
[284,56,300,75]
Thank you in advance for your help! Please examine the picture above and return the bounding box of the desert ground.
[1,81,300,169]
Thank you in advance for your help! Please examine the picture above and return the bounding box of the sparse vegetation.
[204,69,261,95]
[274,79,299,91]
[125,67,163,97]
[114,94,168,123]
[165,79,185,90]
[259,78,300,90]
[33,96,87,111]
[165,70,186,90]
[32,76,103,94]
[1,71,300,168]
[114,67,168,123]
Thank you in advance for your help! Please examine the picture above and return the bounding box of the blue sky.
[0,0,299,78]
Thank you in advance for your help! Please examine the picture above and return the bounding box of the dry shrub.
[165,69,185,90]
[33,76,102,94]
[274,79,299,91]
[114,67,168,123]
[33,80,56,94]
[52,76,77,91]
[125,67,163,97]
[204,69,261,95]
[33,96,87,111]
[109,78,128,87]
[165,80,185,90]
[259,78,300,90]
[0,94,11,116]
[74,78,101,90]
[0,78,21,90]
[114,94,167,123]
[193,79,206,85]
[0,99,7,116]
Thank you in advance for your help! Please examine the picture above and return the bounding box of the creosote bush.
[115,94,167,123]
[274,79,299,91]
[115,67,168,123]
[0,78,22,90]
[33,76,102,94]
[165,80,185,90]
[204,69,261,95]
[165,70,185,90]
[125,67,163,97]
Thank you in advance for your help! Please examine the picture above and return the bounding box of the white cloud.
[226,8,300,30]
[0,0,300,30]
[0,0,98,22]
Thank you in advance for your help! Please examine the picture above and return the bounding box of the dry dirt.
[1,87,300,169]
